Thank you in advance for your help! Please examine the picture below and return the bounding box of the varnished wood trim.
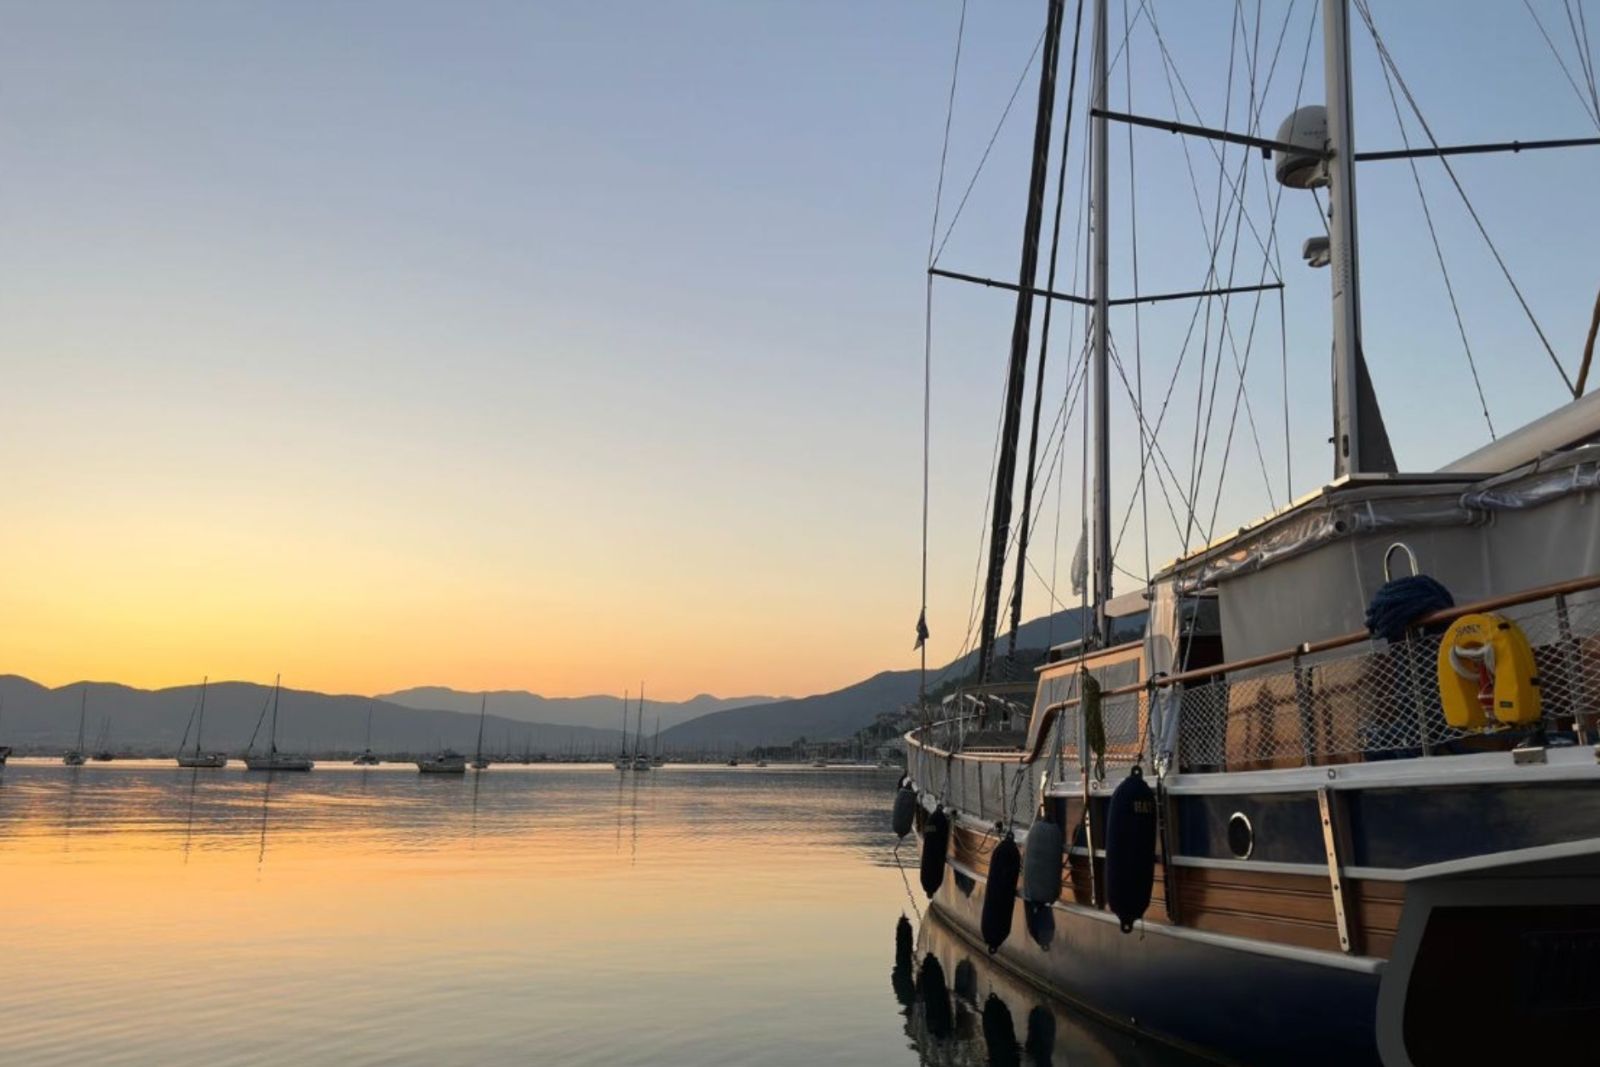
[935,815,1401,959]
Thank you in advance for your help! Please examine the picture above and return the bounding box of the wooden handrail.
[1102,571,1600,698]
[909,572,1600,766]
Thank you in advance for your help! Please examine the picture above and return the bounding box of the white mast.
[194,676,208,756]
[635,684,645,759]
[1090,0,1112,646]
[1324,0,1364,478]
[474,693,487,763]
[268,674,281,754]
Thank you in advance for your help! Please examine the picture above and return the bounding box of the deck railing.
[909,574,1600,786]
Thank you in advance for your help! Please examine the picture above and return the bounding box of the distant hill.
[375,687,781,733]
[660,607,1090,749]
[0,676,619,757]
[0,608,1095,756]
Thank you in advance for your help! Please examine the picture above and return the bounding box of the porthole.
[1227,812,1254,859]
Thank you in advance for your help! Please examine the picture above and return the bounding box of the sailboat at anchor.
[242,675,313,772]
[177,676,228,768]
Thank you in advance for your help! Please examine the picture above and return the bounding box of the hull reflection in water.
[894,912,1205,1067]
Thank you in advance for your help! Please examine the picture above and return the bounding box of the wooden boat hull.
[927,853,1380,1065]
[902,910,1195,1066]
[917,798,1600,1066]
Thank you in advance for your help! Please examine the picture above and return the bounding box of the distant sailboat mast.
[193,676,209,758]
[471,693,489,770]
[268,674,281,755]
[635,684,645,757]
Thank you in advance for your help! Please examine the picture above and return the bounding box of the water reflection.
[895,912,1208,1066]
[1,761,1014,1066]
[61,765,81,853]
[256,771,274,873]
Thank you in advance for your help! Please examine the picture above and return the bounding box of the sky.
[1,1,1595,700]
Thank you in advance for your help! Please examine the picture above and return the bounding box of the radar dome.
[1274,105,1328,189]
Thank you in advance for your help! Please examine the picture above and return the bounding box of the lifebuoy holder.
[1436,612,1542,730]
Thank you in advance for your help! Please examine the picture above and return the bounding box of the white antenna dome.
[1274,105,1329,189]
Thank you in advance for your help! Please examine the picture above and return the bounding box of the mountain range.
[375,687,781,733]
[0,607,1090,755]
[0,676,616,756]
[660,606,1088,748]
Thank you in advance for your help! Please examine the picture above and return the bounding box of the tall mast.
[194,676,208,755]
[635,684,645,759]
[975,0,1067,683]
[620,690,629,757]
[364,703,373,751]
[1320,0,1397,476]
[77,687,87,752]
[269,674,281,754]
[474,693,487,762]
[1090,0,1112,647]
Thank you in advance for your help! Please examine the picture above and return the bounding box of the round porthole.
[1227,812,1254,859]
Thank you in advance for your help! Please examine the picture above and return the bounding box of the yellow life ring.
[1436,613,1542,730]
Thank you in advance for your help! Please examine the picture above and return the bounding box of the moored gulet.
[902,3,1600,1065]
[242,676,314,772]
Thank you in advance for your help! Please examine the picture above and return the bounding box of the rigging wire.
[1008,0,1088,654]
[1180,0,1245,555]
[1369,31,1496,439]
[1123,0,1153,585]
[1102,0,1268,556]
[1523,0,1600,129]
[1562,0,1600,123]
[1276,1,1316,504]
[1357,0,1577,397]
[931,27,1049,266]
[1141,1,1259,545]
[1202,0,1322,540]
[1577,0,1600,123]
[927,0,969,267]
[1135,0,1286,277]
[919,0,969,701]
[1200,0,1288,537]
[1106,0,1307,557]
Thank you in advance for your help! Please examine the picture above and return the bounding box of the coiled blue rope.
[1365,575,1454,642]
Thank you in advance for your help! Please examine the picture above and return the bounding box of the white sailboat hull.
[417,752,467,774]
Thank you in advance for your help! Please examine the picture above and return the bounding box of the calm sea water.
[1,760,1198,1066]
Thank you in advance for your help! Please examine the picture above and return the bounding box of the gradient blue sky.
[1,1,1594,698]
